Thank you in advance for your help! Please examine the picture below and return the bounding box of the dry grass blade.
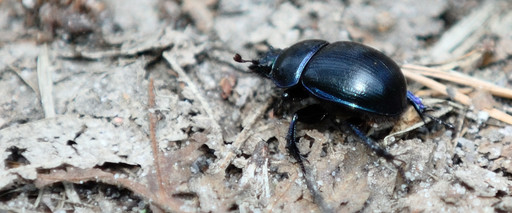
[217,100,271,172]
[403,64,512,99]
[429,1,498,61]
[402,69,471,105]
[7,63,40,96]
[402,67,512,125]
[162,52,224,151]
[63,182,81,203]
[37,45,55,118]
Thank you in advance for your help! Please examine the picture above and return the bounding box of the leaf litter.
[1,0,512,212]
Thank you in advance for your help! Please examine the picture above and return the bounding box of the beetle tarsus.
[347,123,395,162]
[286,113,307,174]
[407,91,454,129]
[424,113,455,129]
[347,122,411,184]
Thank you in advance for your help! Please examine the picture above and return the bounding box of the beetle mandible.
[234,39,451,173]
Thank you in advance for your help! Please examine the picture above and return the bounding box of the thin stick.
[217,99,271,172]
[163,52,224,147]
[148,78,167,198]
[8,64,40,96]
[37,45,56,118]
[403,68,512,125]
[402,69,471,105]
[403,64,512,99]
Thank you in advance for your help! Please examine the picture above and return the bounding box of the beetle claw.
[424,113,455,129]
[301,153,310,164]
[407,91,454,129]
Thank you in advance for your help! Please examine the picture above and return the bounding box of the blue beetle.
[234,39,451,173]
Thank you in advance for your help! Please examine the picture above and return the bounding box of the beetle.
[233,39,452,173]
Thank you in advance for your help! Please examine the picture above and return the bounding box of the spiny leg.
[347,122,407,189]
[347,123,395,162]
[286,104,333,211]
[287,113,304,172]
[286,104,328,174]
[407,91,454,128]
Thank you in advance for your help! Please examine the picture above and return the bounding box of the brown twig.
[35,167,184,212]
[148,78,168,202]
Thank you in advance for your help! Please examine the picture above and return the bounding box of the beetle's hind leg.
[347,122,408,184]
[287,104,328,173]
[407,91,454,129]
[347,123,397,162]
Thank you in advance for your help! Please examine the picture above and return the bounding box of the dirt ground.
[1,0,512,212]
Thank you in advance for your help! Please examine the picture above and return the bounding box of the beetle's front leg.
[286,104,328,173]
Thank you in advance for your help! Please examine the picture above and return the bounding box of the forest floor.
[1,0,512,212]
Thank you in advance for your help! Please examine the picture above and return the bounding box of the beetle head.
[233,47,282,78]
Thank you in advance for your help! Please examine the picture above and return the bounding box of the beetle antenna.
[233,53,258,65]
